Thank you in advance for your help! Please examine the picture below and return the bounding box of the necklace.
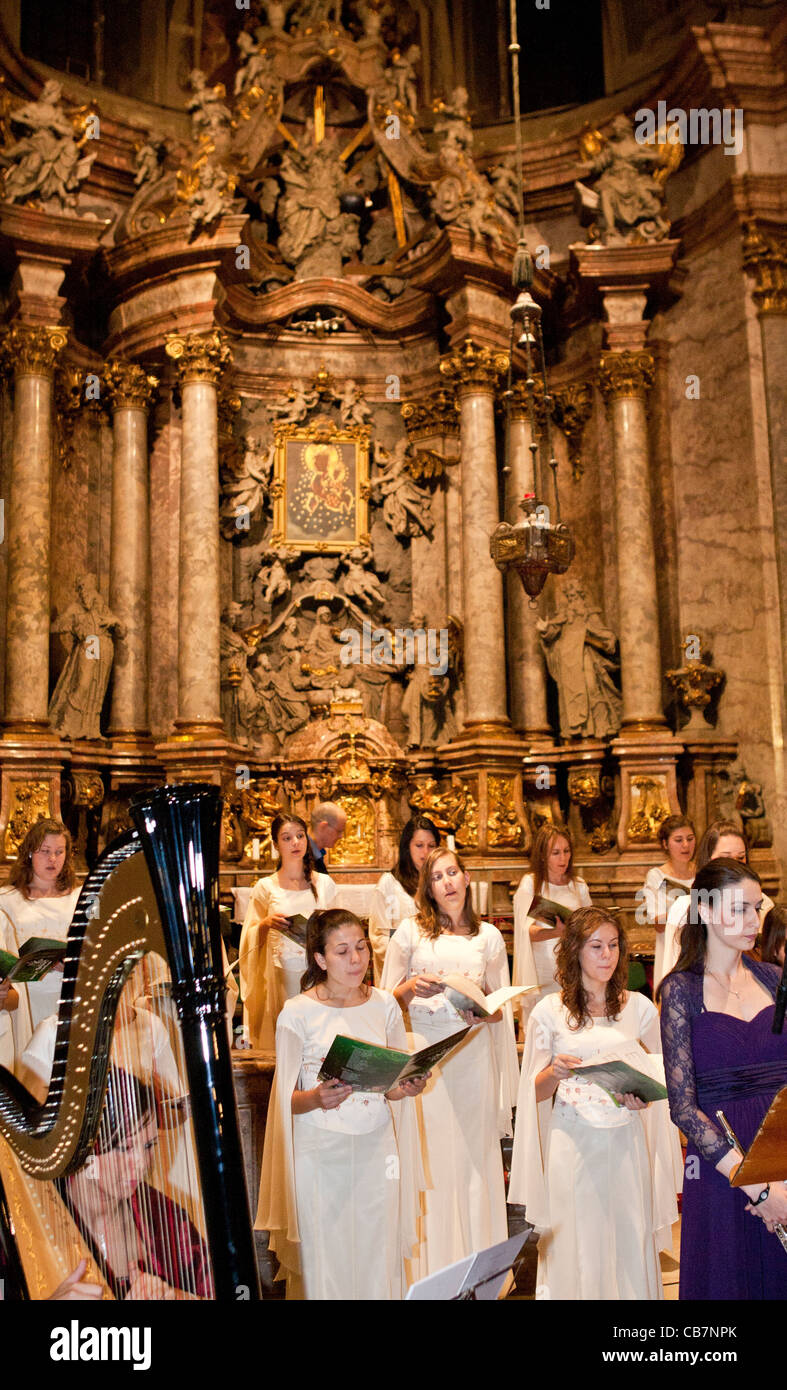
[704,966,745,998]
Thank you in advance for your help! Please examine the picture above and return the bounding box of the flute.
[716,1108,787,1255]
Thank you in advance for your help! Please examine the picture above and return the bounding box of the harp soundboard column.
[440,340,510,732]
[165,331,231,739]
[0,325,67,734]
[102,361,158,743]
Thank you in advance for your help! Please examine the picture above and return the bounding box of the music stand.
[725,1085,787,1186]
[405,1229,532,1301]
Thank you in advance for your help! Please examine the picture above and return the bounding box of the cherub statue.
[342,548,385,610]
[372,439,433,538]
[338,379,372,428]
[0,79,97,209]
[234,31,273,97]
[270,380,319,424]
[256,548,292,609]
[134,135,168,187]
[177,154,237,235]
[385,45,420,118]
[433,87,472,153]
[575,115,675,246]
[187,70,232,147]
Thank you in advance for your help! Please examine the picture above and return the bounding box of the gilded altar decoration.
[567,767,616,854]
[666,634,724,730]
[627,774,671,843]
[487,777,523,849]
[164,329,232,385]
[439,339,509,396]
[409,777,478,849]
[742,222,787,317]
[551,382,594,481]
[401,388,460,442]
[330,794,376,866]
[239,782,285,864]
[272,418,370,553]
[101,361,159,413]
[598,350,655,403]
[3,781,52,858]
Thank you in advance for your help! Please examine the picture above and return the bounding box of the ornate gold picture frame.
[271,417,370,553]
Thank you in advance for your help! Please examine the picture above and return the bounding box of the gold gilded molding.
[626,773,670,843]
[742,221,787,316]
[439,339,509,397]
[552,382,594,480]
[401,387,460,440]
[165,329,232,385]
[487,775,523,849]
[0,324,68,379]
[101,360,159,412]
[501,377,546,425]
[598,350,654,403]
[3,780,52,858]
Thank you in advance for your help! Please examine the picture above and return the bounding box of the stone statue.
[48,574,123,740]
[277,123,360,278]
[177,153,237,235]
[400,612,451,748]
[0,80,97,210]
[342,548,385,610]
[361,212,406,300]
[291,0,343,29]
[187,70,232,150]
[234,31,273,96]
[433,87,472,152]
[270,380,319,424]
[384,45,421,118]
[372,439,433,538]
[430,87,515,248]
[257,1,290,31]
[338,379,372,428]
[134,136,168,188]
[256,548,292,610]
[252,652,311,735]
[220,431,274,537]
[357,0,393,38]
[490,156,521,221]
[575,115,673,246]
[220,603,263,742]
[537,580,622,740]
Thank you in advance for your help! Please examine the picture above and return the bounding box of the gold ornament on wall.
[487,776,523,849]
[627,774,671,843]
[3,781,52,858]
[330,794,376,866]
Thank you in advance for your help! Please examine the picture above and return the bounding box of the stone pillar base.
[611,732,684,853]
[678,734,738,836]
[437,728,528,856]
[0,738,64,864]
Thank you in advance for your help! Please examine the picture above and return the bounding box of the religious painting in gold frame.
[271,418,370,553]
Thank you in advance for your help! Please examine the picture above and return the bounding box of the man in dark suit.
[309,802,347,874]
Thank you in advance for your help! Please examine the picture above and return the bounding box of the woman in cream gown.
[0,819,80,1072]
[257,909,427,1300]
[509,907,681,1301]
[239,814,337,1049]
[638,813,695,990]
[381,847,520,1279]
[368,815,439,984]
[513,823,590,1033]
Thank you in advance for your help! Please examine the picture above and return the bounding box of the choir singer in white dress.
[368,815,439,984]
[239,814,337,1049]
[257,908,428,1300]
[513,824,591,1034]
[381,847,520,1278]
[508,907,681,1300]
[0,819,81,1071]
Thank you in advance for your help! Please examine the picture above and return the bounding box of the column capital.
[500,377,546,424]
[165,329,232,385]
[439,339,509,397]
[101,360,159,411]
[598,350,655,403]
[742,221,787,317]
[401,387,460,440]
[0,323,68,379]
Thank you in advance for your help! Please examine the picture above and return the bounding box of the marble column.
[598,350,667,731]
[101,361,159,743]
[165,330,231,739]
[504,383,550,739]
[0,324,68,734]
[439,340,509,731]
[401,386,462,629]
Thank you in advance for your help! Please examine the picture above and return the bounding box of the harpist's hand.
[49,1259,103,1301]
[126,1267,194,1300]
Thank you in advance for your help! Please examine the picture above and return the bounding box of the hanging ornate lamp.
[489,2,574,600]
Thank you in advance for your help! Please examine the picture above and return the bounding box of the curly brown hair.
[8,818,76,898]
[555,906,629,1031]
[415,847,480,940]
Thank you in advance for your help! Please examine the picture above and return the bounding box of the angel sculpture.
[339,380,372,428]
[342,548,385,611]
[256,549,292,610]
[0,80,97,209]
[575,115,679,245]
[372,439,433,539]
[219,432,273,536]
[270,381,319,425]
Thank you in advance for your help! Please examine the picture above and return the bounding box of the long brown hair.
[392,815,440,897]
[556,907,628,1031]
[695,820,747,870]
[7,818,76,898]
[655,857,762,999]
[300,908,371,993]
[529,822,575,894]
[760,905,787,966]
[271,813,317,898]
[415,847,479,940]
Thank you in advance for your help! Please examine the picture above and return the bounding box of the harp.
[0,782,260,1301]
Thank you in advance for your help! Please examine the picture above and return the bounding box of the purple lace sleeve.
[659,971,730,1166]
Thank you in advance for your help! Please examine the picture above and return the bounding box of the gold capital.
[552,381,594,480]
[101,360,159,411]
[401,387,460,440]
[0,324,68,379]
[742,221,787,317]
[501,377,546,425]
[598,350,654,403]
[439,339,509,397]
[165,329,232,385]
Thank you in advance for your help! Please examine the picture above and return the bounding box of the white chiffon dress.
[380,917,520,1279]
[0,886,81,1072]
[508,990,682,1300]
[256,987,424,1300]
[239,873,337,1049]
[640,867,694,991]
[512,874,591,1031]
[368,873,417,985]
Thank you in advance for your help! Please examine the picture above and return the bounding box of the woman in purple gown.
[659,858,787,1299]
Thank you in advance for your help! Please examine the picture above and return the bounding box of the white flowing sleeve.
[658,893,689,989]
[507,997,555,1228]
[238,879,273,1049]
[634,994,683,1251]
[639,867,662,925]
[368,876,395,986]
[482,925,520,1137]
[577,878,592,908]
[255,1008,305,1281]
[512,875,538,991]
[382,991,428,1262]
[380,918,415,993]
[316,875,338,909]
